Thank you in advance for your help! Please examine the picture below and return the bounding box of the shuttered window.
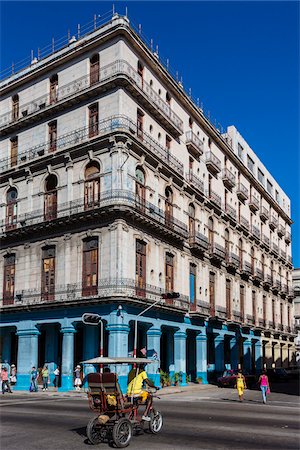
[165,253,174,292]
[89,104,99,138]
[209,272,215,316]
[41,247,56,301]
[84,162,100,210]
[50,74,58,104]
[3,255,16,305]
[90,54,100,85]
[12,95,19,121]
[10,137,18,167]
[6,188,18,231]
[48,121,57,152]
[226,279,231,319]
[82,238,98,296]
[135,240,146,297]
[44,175,58,221]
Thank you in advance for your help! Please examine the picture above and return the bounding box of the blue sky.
[1,1,299,266]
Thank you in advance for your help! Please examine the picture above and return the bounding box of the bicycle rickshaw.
[82,356,163,448]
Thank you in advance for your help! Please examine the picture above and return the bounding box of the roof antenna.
[125,6,128,17]
[112,3,115,15]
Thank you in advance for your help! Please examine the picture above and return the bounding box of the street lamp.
[133,298,162,359]
[82,313,104,372]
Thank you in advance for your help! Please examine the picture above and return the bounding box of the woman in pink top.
[258,370,270,404]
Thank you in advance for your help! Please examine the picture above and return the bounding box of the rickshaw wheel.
[86,416,105,445]
[149,410,163,434]
[112,418,132,448]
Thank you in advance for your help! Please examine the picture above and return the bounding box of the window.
[252,291,256,324]
[240,285,245,321]
[137,61,144,87]
[135,167,146,210]
[189,117,193,129]
[137,109,144,139]
[263,295,266,324]
[165,187,173,228]
[208,217,214,245]
[275,189,279,203]
[251,247,255,275]
[166,135,171,150]
[82,238,98,296]
[209,272,215,316]
[49,74,58,104]
[261,254,265,278]
[224,228,230,258]
[90,54,99,85]
[84,162,100,210]
[12,95,19,121]
[270,261,274,283]
[165,253,174,292]
[6,188,18,231]
[48,121,57,152]
[280,303,283,325]
[247,155,255,173]
[267,180,273,196]
[10,137,18,167]
[136,240,146,297]
[44,175,58,221]
[3,254,15,305]
[287,305,290,327]
[188,203,195,237]
[166,91,171,105]
[237,143,244,159]
[226,279,231,320]
[238,238,243,269]
[41,247,55,301]
[258,168,265,185]
[189,264,196,309]
[272,299,275,325]
[208,174,212,197]
[89,103,98,138]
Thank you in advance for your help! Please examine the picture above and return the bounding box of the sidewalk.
[8,382,216,398]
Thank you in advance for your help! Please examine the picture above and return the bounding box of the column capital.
[174,330,187,340]
[146,327,162,337]
[16,328,40,337]
[214,335,224,343]
[107,324,130,334]
[60,326,77,334]
[196,333,207,342]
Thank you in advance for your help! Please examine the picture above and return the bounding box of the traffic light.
[161,292,180,299]
[81,313,101,325]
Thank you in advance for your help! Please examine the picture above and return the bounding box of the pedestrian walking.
[258,369,270,404]
[235,369,247,402]
[41,365,49,391]
[10,364,17,386]
[74,365,82,391]
[1,366,12,394]
[53,366,60,391]
[30,366,38,392]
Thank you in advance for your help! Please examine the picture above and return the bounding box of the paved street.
[1,385,299,450]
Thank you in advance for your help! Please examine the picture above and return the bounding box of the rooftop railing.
[1,278,189,310]
[0,114,183,175]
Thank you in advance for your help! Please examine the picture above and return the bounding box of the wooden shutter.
[48,121,57,152]
[3,255,15,305]
[10,138,18,167]
[209,272,215,315]
[44,191,57,221]
[240,285,245,321]
[137,110,143,140]
[82,238,98,296]
[41,247,55,301]
[189,264,196,310]
[12,96,19,121]
[165,254,174,292]
[89,104,99,138]
[50,75,58,104]
[226,279,231,319]
[90,55,99,85]
[135,240,146,297]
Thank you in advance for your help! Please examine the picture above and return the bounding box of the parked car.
[217,369,257,389]
[266,368,289,382]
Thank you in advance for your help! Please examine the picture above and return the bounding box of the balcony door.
[165,187,173,228]
[226,279,231,320]
[12,94,19,121]
[89,103,99,138]
[189,264,196,311]
[82,238,98,297]
[208,217,214,246]
[90,54,100,86]
[238,238,243,269]
[135,240,146,297]
[84,162,100,210]
[240,285,245,322]
[209,271,215,316]
[50,74,58,104]
[137,109,144,140]
[135,167,146,211]
[44,175,58,221]
[6,188,18,231]
[10,137,18,167]
[48,121,57,152]
[3,254,15,305]
[188,203,195,238]
[165,253,174,295]
[41,247,56,301]
[225,228,230,260]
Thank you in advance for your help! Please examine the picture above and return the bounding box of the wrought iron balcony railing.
[241,261,252,277]
[271,242,279,255]
[208,243,226,261]
[269,215,278,230]
[253,268,263,281]
[246,314,255,325]
[236,182,249,201]
[188,232,209,251]
[285,231,291,244]
[263,274,272,287]
[240,215,250,231]
[277,224,285,237]
[0,115,183,175]
[186,171,204,194]
[249,195,259,212]
[251,225,260,240]
[1,278,189,311]
[215,305,227,320]
[189,300,210,316]
[224,203,237,221]
[260,205,269,222]
[207,190,222,208]
[0,59,183,135]
[205,151,221,174]
[0,189,188,239]
[262,234,270,248]
[185,130,204,158]
[225,252,240,269]
[222,168,236,189]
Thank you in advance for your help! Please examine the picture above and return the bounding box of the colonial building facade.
[0,14,295,391]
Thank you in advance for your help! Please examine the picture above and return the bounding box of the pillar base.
[59,375,74,392]
[196,371,208,384]
[12,374,31,391]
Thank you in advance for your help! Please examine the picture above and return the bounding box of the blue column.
[146,327,161,387]
[45,326,58,375]
[15,326,40,391]
[107,323,130,392]
[243,339,252,373]
[166,331,174,376]
[230,337,239,371]
[196,333,208,384]
[60,325,76,392]
[254,340,263,374]
[83,325,98,381]
[214,335,225,374]
[174,330,187,386]
[1,330,12,364]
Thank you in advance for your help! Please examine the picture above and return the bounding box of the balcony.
[215,305,227,320]
[285,231,291,244]
[186,171,204,195]
[278,224,285,238]
[271,242,279,255]
[222,168,236,189]
[279,284,288,297]
[249,195,259,212]
[262,234,270,249]
[271,279,280,293]
[260,206,269,222]
[189,300,210,317]
[258,319,266,329]
[208,243,226,263]
[287,255,292,266]
[251,225,260,241]
[225,252,240,270]
[269,215,278,230]
[0,115,184,176]
[246,314,255,326]
[262,274,272,289]
[232,310,243,323]
[0,189,188,242]
[207,190,222,209]
[185,130,204,159]
[224,204,237,222]
[0,60,183,137]
[240,215,250,233]
[253,268,263,283]
[240,261,252,278]
[236,182,249,201]
[268,321,275,330]
[0,278,189,312]
[205,151,221,174]
[287,288,294,299]
[280,249,286,261]
[189,232,209,253]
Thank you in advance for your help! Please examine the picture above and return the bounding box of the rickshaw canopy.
[81,356,154,365]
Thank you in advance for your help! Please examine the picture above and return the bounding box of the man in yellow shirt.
[127,364,155,421]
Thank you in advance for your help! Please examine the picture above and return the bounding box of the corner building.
[0,14,295,391]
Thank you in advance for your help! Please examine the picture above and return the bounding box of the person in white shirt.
[53,366,60,391]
